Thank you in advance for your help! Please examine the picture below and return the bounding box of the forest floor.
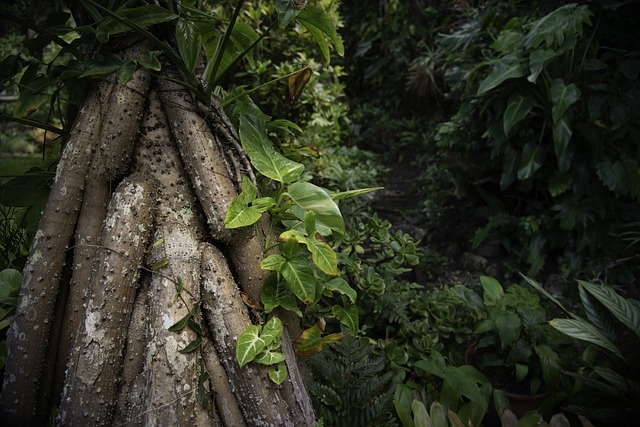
[371,155,504,289]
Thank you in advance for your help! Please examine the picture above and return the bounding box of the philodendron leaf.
[261,316,283,348]
[260,274,302,316]
[225,176,262,229]
[0,269,22,306]
[550,79,581,123]
[294,323,344,356]
[254,351,286,365]
[239,114,304,183]
[268,363,288,385]
[287,182,344,235]
[296,5,344,63]
[503,93,536,135]
[282,257,318,304]
[553,116,573,173]
[260,254,287,271]
[517,142,545,180]
[236,325,266,367]
[477,54,527,95]
[324,277,357,304]
[549,318,624,360]
[333,304,358,335]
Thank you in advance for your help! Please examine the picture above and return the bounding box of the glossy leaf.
[578,280,640,336]
[261,316,284,347]
[324,277,357,304]
[527,48,557,83]
[287,182,344,235]
[550,79,580,123]
[239,114,304,183]
[224,176,261,229]
[176,18,201,73]
[297,6,344,63]
[535,344,561,387]
[268,364,288,385]
[260,254,287,271]
[549,318,624,360]
[254,350,285,365]
[282,257,317,304]
[236,325,266,367]
[333,304,358,335]
[477,55,527,95]
[524,4,592,49]
[503,93,536,135]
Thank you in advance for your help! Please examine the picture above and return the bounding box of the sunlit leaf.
[268,363,288,385]
[287,182,344,235]
[282,257,317,304]
[260,254,287,271]
[261,316,283,347]
[254,350,286,365]
[239,115,304,183]
[236,325,266,367]
[225,176,261,229]
[330,187,383,201]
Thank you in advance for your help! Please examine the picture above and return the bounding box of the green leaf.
[224,176,261,229]
[517,142,544,180]
[254,350,286,365]
[275,0,304,28]
[179,334,202,354]
[236,325,266,367]
[503,93,536,135]
[535,344,561,387]
[578,280,640,337]
[282,257,318,304]
[239,115,304,183]
[260,274,302,316]
[549,318,624,360]
[294,323,343,356]
[13,69,50,118]
[306,239,338,276]
[553,117,573,173]
[150,258,169,271]
[0,269,22,306]
[95,5,178,43]
[117,60,137,85]
[79,54,124,79]
[296,5,344,63]
[168,311,193,333]
[137,50,162,71]
[287,182,344,235]
[527,48,557,83]
[495,312,521,349]
[268,363,288,385]
[548,173,573,197]
[500,147,519,189]
[550,79,581,123]
[324,277,357,304]
[477,55,527,95]
[428,401,447,427]
[524,4,592,50]
[333,304,358,335]
[261,316,283,347]
[260,254,287,271]
[479,275,504,305]
[412,400,430,427]
[176,18,202,73]
[330,187,384,201]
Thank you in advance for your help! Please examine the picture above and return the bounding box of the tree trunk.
[0,41,315,426]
